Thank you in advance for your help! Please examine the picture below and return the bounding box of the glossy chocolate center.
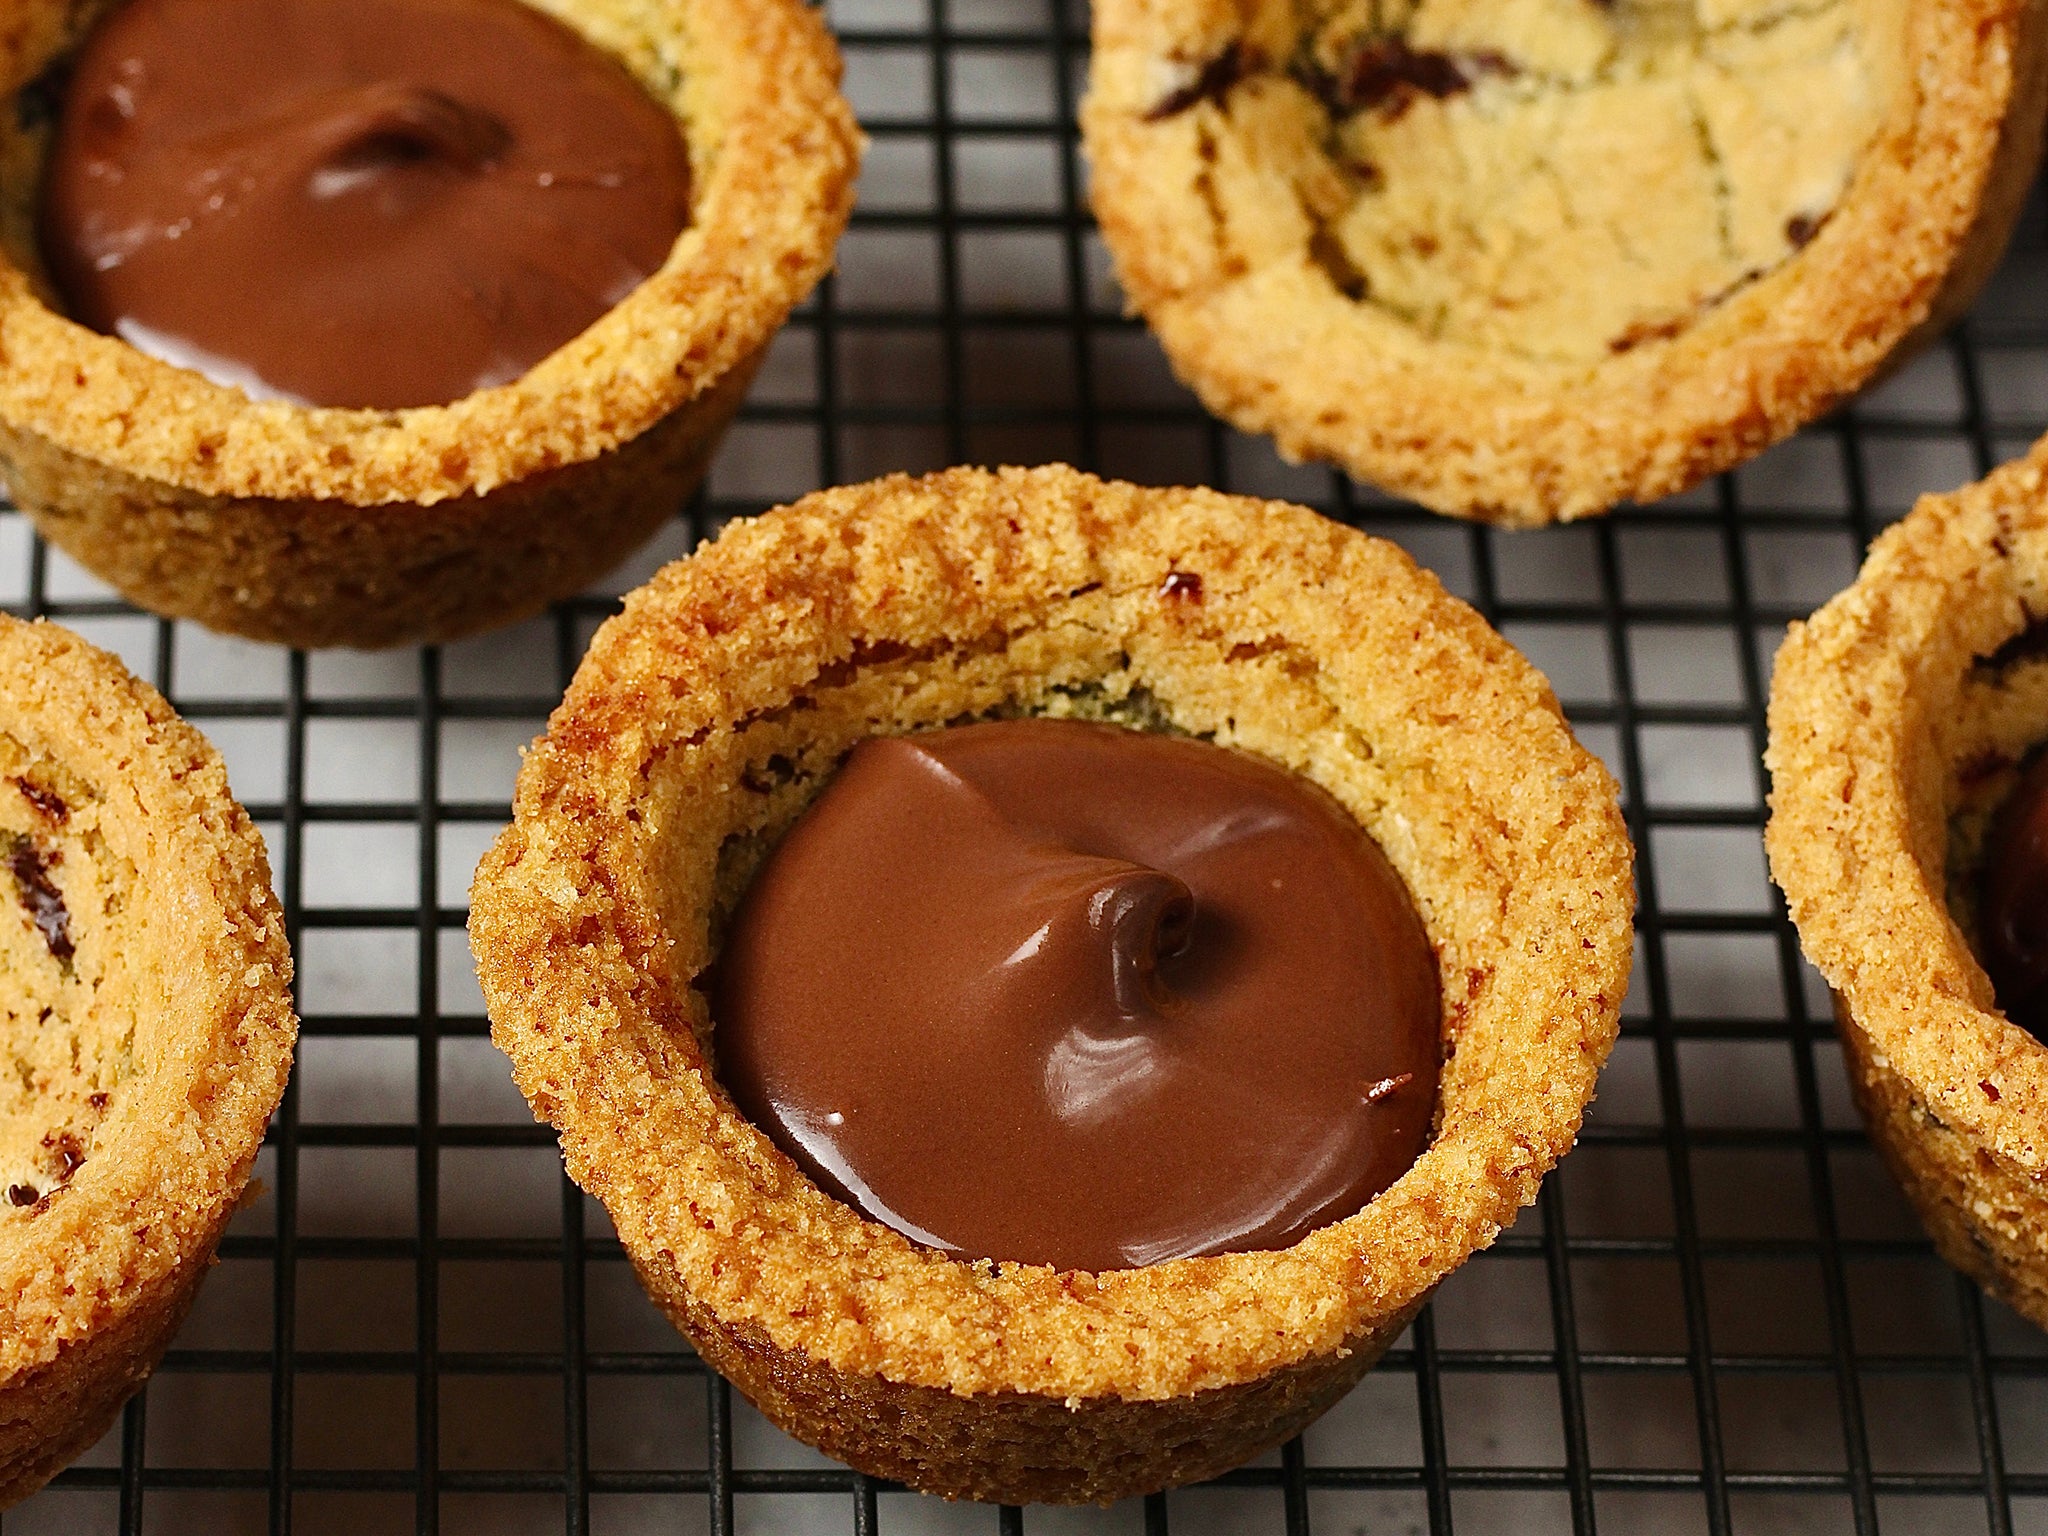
[714,718,1442,1273]
[38,0,692,409]
[1979,749,2048,1037]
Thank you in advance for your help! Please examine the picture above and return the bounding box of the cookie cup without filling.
[1082,0,2048,526]
[0,0,859,649]
[1766,444,2048,1329]
[469,464,1634,1504]
[0,616,295,1506]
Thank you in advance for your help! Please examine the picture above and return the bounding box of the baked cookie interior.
[0,744,126,1214]
[1172,0,1906,362]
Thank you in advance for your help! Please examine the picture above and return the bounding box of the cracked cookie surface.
[1084,0,2048,521]
[1273,0,1901,361]
[1128,0,1902,342]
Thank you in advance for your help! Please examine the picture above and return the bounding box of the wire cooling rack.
[9,0,2048,1528]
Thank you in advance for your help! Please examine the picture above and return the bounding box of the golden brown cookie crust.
[1767,445,2048,1330]
[1082,0,2048,525]
[0,616,296,1507]
[0,0,859,647]
[469,464,1634,1503]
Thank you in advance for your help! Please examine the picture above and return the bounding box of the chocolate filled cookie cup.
[0,616,295,1505]
[469,465,1633,1503]
[1082,0,2048,525]
[1767,446,2048,1330]
[0,0,859,649]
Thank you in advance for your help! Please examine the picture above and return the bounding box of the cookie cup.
[0,0,859,649]
[1767,444,2048,1329]
[470,464,1633,1503]
[1083,0,2048,525]
[0,616,296,1506]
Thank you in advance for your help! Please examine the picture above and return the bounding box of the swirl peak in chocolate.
[714,718,1442,1273]
[39,0,693,409]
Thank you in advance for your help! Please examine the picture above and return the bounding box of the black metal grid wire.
[9,0,2048,1528]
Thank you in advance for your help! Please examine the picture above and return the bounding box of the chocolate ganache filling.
[714,719,1442,1273]
[1979,750,2048,1037]
[38,0,692,409]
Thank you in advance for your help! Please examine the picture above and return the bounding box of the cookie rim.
[1767,446,2048,1177]
[0,0,860,508]
[469,463,1635,1404]
[1081,0,2048,525]
[0,614,297,1385]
